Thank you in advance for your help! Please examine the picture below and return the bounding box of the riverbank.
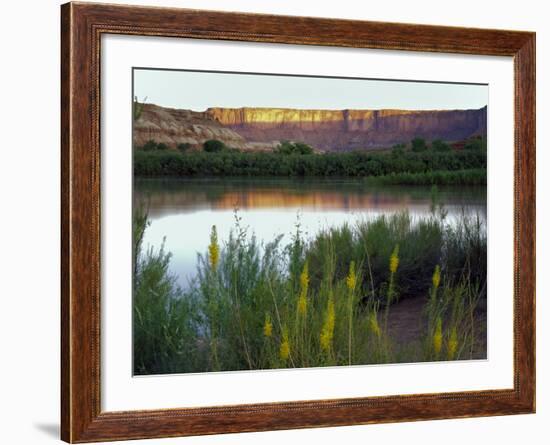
[363,169,486,185]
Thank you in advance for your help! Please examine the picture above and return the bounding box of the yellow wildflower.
[279,328,290,361]
[326,297,335,334]
[369,311,381,338]
[432,265,441,289]
[300,262,309,293]
[389,245,399,274]
[263,314,273,338]
[208,225,220,271]
[346,261,357,291]
[433,317,442,356]
[447,327,458,360]
[320,330,331,352]
[297,262,309,316]
[320,296,336,351]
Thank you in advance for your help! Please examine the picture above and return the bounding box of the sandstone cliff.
[206,107,487,151]
[134,103,486,152]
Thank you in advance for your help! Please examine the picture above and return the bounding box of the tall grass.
[133,208,486,375]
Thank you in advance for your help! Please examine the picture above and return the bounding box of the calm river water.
[135,178,486,288]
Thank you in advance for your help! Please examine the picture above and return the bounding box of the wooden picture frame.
[61,2,535,442]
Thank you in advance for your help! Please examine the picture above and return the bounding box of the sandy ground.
[385,296,487,361]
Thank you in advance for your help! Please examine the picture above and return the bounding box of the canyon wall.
[206,107,487,151]
[134,104,487,152]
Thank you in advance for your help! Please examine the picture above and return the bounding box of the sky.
[133,68,488,111]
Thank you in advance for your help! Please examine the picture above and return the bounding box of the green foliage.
[391,143,406,157]
[432,139,451,152]
[134,149,486,180]
[443,213,487,288]
[133,210,486,374]
[368,169,486,186]
[140,140,170,151]
[142,139,159,152]
[177,142,191,153]
[411,137,428,152]
[423,268,483,361]
[203,139,227,152]
[133,205,149,277]
[133,207,203,374]
[276,140,314,155]
[307,212,450,301]
[464,137,487,152]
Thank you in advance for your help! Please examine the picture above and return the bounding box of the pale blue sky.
[133,68,487,111]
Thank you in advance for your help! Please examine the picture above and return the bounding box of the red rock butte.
[133,103,487,152]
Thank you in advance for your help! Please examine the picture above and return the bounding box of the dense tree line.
[134,149,486,178]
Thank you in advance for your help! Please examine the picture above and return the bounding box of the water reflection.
[136,177,486,215]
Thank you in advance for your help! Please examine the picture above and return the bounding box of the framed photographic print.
[61,2,535,442]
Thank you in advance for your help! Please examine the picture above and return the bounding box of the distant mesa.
[133,103,487,152]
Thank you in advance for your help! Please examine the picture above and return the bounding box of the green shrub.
[464,137,487,152]
[276,141,314,155]
[142,139,158,151]
[133,207,202,374]
[432,139,451,152]
[177,142,191,153]
[204,139,227,152]
[411,137,428,152]
[391,143,406,157]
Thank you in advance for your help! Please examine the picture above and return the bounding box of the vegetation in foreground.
[133,207,487,375]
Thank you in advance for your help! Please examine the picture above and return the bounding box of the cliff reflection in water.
[135,177,486,218]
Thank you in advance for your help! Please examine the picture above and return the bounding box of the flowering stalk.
[433,317,443,358]
[297,262,309,318]
[384,245,399,332]
[279,327,291,362]
[432,265,441,289]
[429,265,441,317]
[447,327,458,360]
[263,313,273,338]
[346,261,357,365]
[320,294,336,356]
[293,261,309,364]
[205,225,221,370]
[208,225,220,272]
[369,310,381,339]
[426,264,442,360]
